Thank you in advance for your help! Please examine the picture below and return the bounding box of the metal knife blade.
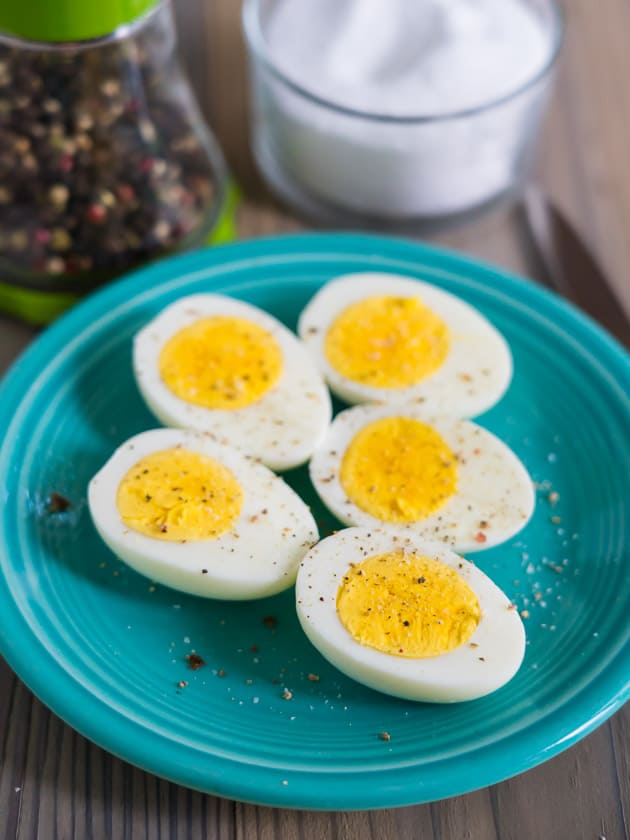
[520,187,630,348]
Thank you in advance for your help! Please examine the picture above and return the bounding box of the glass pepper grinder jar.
[0,0,235,324]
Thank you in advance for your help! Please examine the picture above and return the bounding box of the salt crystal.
[259,0,554,217]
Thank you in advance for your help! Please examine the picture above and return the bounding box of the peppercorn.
[0,13,219,298]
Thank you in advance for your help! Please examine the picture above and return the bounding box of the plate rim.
[1,232,629,810]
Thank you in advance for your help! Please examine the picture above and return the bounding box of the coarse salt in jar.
[243,0,563,226]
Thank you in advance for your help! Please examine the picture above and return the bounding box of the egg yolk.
[116,447,243,542]
[324,296,449,388]
[337,552,480,657]
[340,416,457,523]
[159,316,283,409]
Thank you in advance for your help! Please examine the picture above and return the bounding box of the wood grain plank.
[47,714,71,839]
[550,0,630,312]
[297,809,338,840]
[0,321,35,369]
[435,789,499,840]
[15,686,48,839]
[207,792,237,840]
[1,0,629,838]
[201,0,262,195]
[369,807,435,840]
[85,741,110,839]
[335,811,373,839]
[611,711,630,839]
[172,0,214,130]
[492,720,627,840]
[436,204,531,278]
[0,672,28,840]
[537,5,592,240]
[143,774,160,840]
[1,663,629,839]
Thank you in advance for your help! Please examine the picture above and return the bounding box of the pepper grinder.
[0,0,235,324]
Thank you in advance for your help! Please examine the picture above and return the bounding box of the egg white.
[310,404,535,552]
[88,429,319,600]
[296,528,526,702]
[133,294,332,471]
[298,272,512,415]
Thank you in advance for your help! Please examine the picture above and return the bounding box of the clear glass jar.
[0,1,228,321]
[243,0,563,228]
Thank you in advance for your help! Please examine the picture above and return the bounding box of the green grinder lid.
[0,0,160,43]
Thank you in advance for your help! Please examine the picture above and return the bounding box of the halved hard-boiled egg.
[88,429,318,599]
[298,272,512,415]
[310,404,534,552]
[296,528,525,702]
[134,294,332,471]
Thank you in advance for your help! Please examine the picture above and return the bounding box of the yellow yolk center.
[324,295,450,388]
[159,316,283,410]
[116,448,243,542]
[337,552,481,657]
[340,416,457,523]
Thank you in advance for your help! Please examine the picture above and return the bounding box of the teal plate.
[0,233,628,810]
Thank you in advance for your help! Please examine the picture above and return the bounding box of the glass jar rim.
[242,0,565,125]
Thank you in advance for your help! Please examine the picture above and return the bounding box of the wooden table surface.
[1,1,629,837]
